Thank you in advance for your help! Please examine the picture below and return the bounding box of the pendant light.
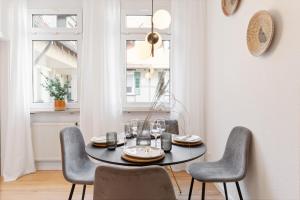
[153,9,171,30]
[145,0,162,57]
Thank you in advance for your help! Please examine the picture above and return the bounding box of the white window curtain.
[171,0,206,139]
[0,0,36,181]
[80,0,122,140]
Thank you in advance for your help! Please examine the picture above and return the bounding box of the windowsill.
[122,106,170,113]
[30,108,80,114]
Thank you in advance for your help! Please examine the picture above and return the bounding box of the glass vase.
[136,120,151,146]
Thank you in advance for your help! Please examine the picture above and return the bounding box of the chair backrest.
[165,120,179,135]
[221,126,252,179]
[93,165,176,200]
[60,127,89,181]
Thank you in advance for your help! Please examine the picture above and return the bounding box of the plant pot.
[54,100,66,111]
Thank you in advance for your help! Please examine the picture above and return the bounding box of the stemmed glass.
[151,122,160,147]
[156,119,166,134]
[123,122,131,149]
[130,119,138,137]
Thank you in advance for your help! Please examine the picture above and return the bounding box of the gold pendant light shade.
[146,32,160,44]
[146,32,162,48]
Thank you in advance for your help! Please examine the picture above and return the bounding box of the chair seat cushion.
[65,161,98,185]
[187,161,244,182]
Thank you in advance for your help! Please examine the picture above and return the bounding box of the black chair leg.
[236,182,243,200]
[223,182,228,200]
[68,184,76,200]
[188,178,194,200]
[82,185,86,200]
[201,182,206,200]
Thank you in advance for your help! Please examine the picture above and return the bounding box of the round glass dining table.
[85,138,206,166]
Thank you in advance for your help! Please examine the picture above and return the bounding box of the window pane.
[126,15,151,29]
[126,40,170,104]
[32,40,78,103]
[32,14,78,29]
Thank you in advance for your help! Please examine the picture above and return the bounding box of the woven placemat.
[172,140,203,147]
[121,153,165,163]
[92,140,124,148]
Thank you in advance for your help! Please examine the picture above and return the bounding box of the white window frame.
[121,4,172,112]
[30,9,82,34]
[29,9,82,111]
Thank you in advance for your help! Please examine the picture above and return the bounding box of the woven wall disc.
[222,0,240,16]
[247,10,275,56]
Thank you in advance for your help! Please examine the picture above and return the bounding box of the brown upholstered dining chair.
[93,165,176,200]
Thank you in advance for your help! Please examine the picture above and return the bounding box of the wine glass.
[130,119,138,137]
[156,119,166,134]
[123,122,131,149]
[151,122,160,147]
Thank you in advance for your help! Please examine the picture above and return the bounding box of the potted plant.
[42,75,70,111]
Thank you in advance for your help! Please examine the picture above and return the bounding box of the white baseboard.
[214,182,235,200]
[35,160,62,170]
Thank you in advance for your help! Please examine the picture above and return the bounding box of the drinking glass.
[161,132,172,152]
[151,122,160,147]
[106,132,117,150]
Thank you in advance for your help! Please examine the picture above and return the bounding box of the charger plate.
[247,10,274,56]
[92,140,125,148]
[222,0,240,16]
[172,140,203,147]
[121,153,165,163]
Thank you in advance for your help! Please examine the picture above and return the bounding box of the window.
[126,15,152,29]
[125,40,170,104]
[32,14,78,29]
[30,9,82,109]
[121,3,171,111]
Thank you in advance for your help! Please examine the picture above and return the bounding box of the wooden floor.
[0,170,223,200]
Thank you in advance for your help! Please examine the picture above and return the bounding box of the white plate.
[123,146,164,159]
[90,133,125,144]
[173,135,202,143]
[90,136,106,144]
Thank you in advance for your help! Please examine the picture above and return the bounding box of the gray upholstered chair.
[165,119,179,135]
[187,126,252,200]
[60,127,98,200]
[93,165,176,200]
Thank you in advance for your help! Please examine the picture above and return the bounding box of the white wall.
[205,0,300,199]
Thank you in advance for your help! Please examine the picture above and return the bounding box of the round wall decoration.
[247,10,275,56]
[222,0,240,16]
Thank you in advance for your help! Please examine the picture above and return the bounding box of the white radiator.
[31,122,76,170]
